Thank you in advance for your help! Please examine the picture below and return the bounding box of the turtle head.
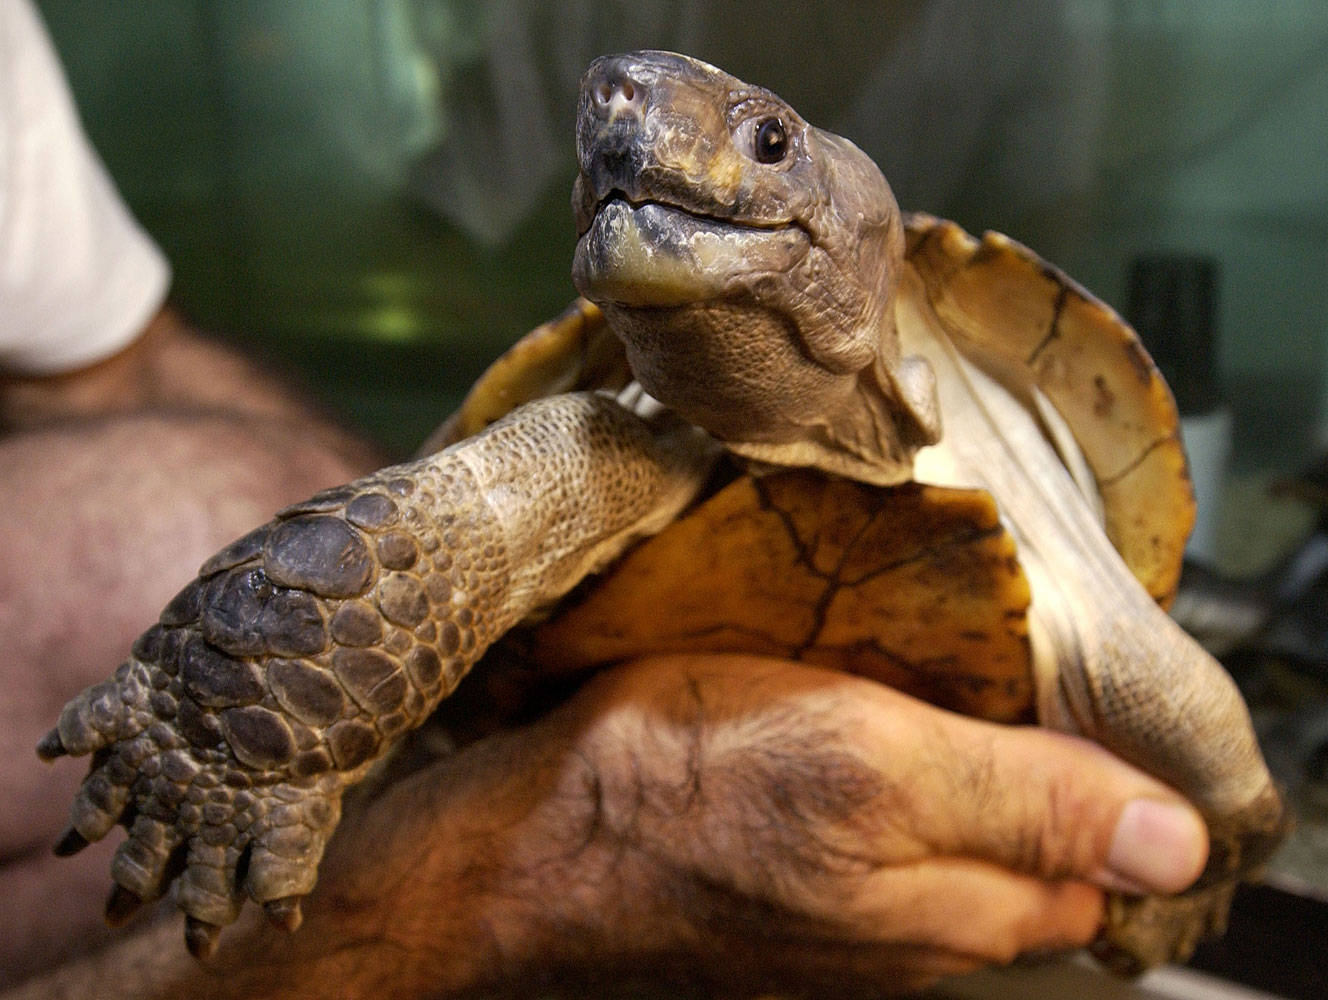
[572,50,938,484]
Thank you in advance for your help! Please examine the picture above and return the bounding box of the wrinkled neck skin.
[571,50,939,486]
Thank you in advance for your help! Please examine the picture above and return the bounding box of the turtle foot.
[1092,785,1289,974]
[1092,882,1236,975]
[39,470,453,952]
[1194,784,1290,891]
[100,750,342,952]
[50,647,348,952]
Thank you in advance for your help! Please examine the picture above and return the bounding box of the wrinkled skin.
[40,49,1281,972]
[572,52,939,483]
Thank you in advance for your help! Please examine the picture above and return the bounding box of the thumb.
[871,694,1210,895]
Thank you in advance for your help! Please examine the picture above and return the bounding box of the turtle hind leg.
[1097,781,1291,972]
[1093,883,1237,975]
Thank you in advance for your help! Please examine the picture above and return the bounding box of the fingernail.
[1100,799,1207,895]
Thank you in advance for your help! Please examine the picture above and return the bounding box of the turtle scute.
[37,469,491,957]
[521,470,1036,724]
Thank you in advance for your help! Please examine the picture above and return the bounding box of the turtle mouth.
[572,194,811,308]
[577,186,801,239]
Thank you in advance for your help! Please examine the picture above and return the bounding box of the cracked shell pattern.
[44,393,708,941]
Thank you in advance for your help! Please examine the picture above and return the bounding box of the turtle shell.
[435,215,1192,723]
[902,213,1193,609]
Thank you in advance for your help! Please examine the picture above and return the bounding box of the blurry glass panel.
[35,0,1327,475]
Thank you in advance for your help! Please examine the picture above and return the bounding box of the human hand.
[9,653,1208,1000]
[531,653,1209,995]
[247,653,1209,997]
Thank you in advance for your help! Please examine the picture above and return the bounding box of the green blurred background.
[34,0,1328,475]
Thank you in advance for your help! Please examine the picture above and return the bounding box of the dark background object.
[1127,255,1221,417]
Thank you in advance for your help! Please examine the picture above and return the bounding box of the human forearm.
[0,307,380,471]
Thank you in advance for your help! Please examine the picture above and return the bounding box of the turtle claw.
[104,885,144,927]
[185,916,222,960]
[1094,882,1238,974]
[264,896,304,933]
[37,728,68,760]
[53,826,90,857]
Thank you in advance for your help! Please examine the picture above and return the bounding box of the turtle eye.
[753,117,788,164]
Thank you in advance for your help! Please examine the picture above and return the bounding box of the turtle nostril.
[589,63,646,121]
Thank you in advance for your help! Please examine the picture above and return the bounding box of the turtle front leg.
[38,392,713,957]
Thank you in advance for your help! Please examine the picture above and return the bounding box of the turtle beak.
[572,50,735,235]
[573,54,656,233]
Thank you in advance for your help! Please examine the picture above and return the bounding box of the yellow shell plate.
[902,214,1194,606]
[522,470,1035,723]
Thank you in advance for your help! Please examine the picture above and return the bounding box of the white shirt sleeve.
[0,0,170,375]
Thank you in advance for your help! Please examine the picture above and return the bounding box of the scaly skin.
[39,393,711,956]
[899,308,1286,970]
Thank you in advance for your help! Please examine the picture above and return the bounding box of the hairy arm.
[7,654,1207,999]
[0,306,379,470]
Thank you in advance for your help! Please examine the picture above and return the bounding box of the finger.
[842,857,1105,963]
[853,685,1209,895]
[757,938,990,998]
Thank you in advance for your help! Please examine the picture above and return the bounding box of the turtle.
[38,50,1285,975]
